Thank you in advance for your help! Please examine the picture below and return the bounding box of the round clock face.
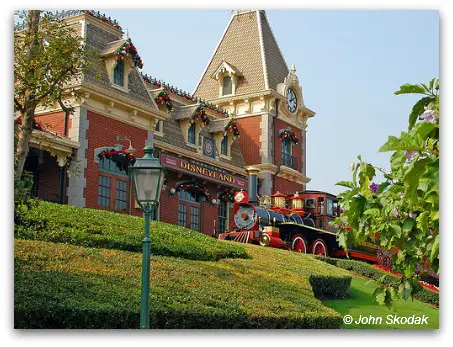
[286,88,297,113]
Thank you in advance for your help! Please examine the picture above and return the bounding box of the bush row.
[314,256,439,306]
[15,201,249,261]
[15,239,344,329]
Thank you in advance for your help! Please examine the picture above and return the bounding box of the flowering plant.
[279,128,299,145]
[224,119,240,138]
[154,91,174,112]
[116,39,143,69]
[332,79,439,306]
[98,148,136,173]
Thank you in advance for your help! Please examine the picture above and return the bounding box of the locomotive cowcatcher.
[219,167,379,262]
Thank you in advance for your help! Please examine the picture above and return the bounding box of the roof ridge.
[256,10,269,90]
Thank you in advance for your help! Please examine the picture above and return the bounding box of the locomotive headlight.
[260,234,270,246]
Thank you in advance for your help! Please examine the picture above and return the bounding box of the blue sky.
[86,10,439,194]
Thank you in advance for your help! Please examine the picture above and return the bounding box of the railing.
[281,153,298,170]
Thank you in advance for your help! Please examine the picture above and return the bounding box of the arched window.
[222,75,232,95]
[113,60,124,86]
[188,122,196,144]
[221,135,228,156]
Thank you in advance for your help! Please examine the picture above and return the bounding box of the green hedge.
[314,256,439,306]
[15,201,248,261]
[15,239,344,329]
[309,275,352,299]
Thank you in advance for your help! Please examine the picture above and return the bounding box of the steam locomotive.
[220,167,379,262]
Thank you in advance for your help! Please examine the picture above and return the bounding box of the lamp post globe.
[129,145,164,329]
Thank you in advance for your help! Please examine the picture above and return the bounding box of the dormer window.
[222,76,232,96]
[211,60,242,97]
[113,60,124,86]
[188,122,196,144]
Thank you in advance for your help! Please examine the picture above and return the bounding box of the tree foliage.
[332,79,439,305]
[14,10,96,181]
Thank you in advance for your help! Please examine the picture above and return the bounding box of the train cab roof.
[299,190,339,201]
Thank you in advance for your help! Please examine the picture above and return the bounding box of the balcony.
[281,153,298,170]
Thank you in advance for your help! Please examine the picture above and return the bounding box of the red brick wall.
[275,118,303,172]
[84,110,148,212]
[36,111,71,136]
[35,151,63,203]
[236,116,261,166]
[274,176,303,196]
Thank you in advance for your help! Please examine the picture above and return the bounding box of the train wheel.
[311,239,328,257]
[292,236,307,253]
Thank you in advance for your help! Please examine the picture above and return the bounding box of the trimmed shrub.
[15,201,248,261]
[15,239,344,329]
[314,256,439,306]
[309,275,352,299]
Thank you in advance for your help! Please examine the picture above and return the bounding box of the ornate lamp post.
[129,145,164,329]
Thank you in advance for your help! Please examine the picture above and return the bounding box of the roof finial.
[291,64,296,73]
[124,28,129,40]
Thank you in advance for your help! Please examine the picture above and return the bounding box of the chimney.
[246,167,260,206]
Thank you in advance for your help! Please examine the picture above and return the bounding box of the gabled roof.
[194,10,289,100]
[211,60,242,80]
[100,39,128,56]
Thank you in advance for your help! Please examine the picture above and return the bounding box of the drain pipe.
[273,99,280,194]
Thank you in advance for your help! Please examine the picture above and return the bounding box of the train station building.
[19,10,315,236]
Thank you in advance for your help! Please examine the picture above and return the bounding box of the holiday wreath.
[279,128,299,145]
[224,119,240,138]
[191,103,210,126]
[154,91,174,112]
[115,39,143,69]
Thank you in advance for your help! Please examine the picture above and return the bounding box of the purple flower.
[393,208,399,217]
[420,110,437,124]
[369,182,379,194]
[405,150,417,161]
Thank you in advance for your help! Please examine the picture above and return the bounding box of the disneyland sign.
[160,153,247,189]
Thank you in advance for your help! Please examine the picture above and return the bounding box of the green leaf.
[408,97,433,130]
[429,78,435,91]
[390,151,406,173]
[379,132,424,152]
[336,181,354,189]
[414,121,437,140]
[364,208,381,217]
[394,84,426,95]
[402,218,414,232]
[337,232,348,254]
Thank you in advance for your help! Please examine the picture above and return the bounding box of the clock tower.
[194,10,315,197]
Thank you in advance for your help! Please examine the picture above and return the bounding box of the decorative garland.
[224,119,240,138]
[97,148,136,173]
[154,91,174,112]
[15,116,43,131]
[218,191,234,202]
[141,73,230,117]
[86,10,122,31]
[191,103,210,126]
[169,182,215,205]
[116,39,143,69]
[279,128,299,145]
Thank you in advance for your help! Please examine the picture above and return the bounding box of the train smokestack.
[246,167,260,206]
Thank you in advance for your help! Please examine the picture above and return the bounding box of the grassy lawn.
[323,276,439,329]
